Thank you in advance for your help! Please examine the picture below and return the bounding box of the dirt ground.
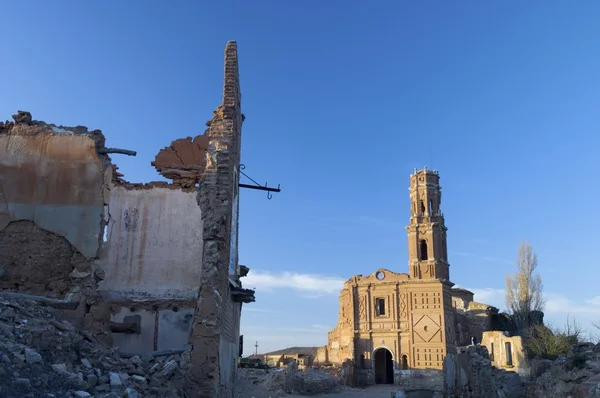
[287,384,403,397]
[237,382,418,398]
[235,368,437,398]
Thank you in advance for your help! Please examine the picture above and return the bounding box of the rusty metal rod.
[98,148,137,156]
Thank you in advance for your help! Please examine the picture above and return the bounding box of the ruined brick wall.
[0,111,112,343]
[315,345,328,364]
[186,41,246,398]
[453,298,498,346]
[324,284,355,366]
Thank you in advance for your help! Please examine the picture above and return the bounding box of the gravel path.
[287,384,401,397]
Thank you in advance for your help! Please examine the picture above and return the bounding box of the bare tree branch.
[505,241,546,335]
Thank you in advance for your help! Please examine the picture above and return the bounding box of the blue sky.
[2,1,600,354]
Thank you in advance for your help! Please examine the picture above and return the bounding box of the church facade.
[317,168,498,384]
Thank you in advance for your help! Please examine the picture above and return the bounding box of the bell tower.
[406,167,450,280]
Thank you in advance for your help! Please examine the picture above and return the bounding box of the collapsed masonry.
[0,41,253,398]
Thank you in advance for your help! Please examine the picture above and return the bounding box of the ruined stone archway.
[373,347,394,384]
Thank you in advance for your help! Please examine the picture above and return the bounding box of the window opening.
[505,342,513,366]
[419,240,428,261]
[375,298,386,316]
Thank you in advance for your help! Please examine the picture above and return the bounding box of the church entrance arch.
[373,347,394,384]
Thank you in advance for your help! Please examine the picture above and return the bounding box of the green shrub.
[525,319,582,359]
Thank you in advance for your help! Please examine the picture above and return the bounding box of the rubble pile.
[528,342,600,397]
[236,366,343,397]
[264,366,342,396]
[0,297,188,398]
[292,369,342,395]
[310,365,340,378]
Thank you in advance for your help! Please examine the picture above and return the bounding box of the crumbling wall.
[0,41,252,398]
[0,111,112,343]
[324,323,355,366]
[93,117,212,354]
[96,183,204,353]
[320,283,355,367]
[481,331,528,374]
[0,113,108,260]
[453,300,497,346]
[316,345,328,364]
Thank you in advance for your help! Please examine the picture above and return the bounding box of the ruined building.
[318,168,499,385]
[0,41,253,397]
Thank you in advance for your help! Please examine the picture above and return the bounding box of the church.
[316,167,499,384]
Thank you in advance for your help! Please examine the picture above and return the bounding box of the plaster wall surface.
[219,339,238,393]
[98,186,203,299]
[111,307,155,353]
[157,308,195,351]
[109,306,196,353]
[0,133,105,259]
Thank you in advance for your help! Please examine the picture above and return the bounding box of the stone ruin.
[0,41,253,398]
[440,340,600,398]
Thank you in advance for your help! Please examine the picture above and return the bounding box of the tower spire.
[406,168,450,280]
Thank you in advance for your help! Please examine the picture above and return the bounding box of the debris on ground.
[236,366,344,397]
[0,297,187,398]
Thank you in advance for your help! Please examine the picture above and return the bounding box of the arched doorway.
[401,354,408,370]
[374,348,394,384]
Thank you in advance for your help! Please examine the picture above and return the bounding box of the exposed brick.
[185,41,245,398]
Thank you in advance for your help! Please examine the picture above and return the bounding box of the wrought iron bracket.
[238,164,281,200]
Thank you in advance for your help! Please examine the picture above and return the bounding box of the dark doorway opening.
[401,354,408,370]
[419,240,428,260]
[505,342,513,366]
[374,348,394,384]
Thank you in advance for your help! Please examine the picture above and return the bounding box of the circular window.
[376,271,385,280]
